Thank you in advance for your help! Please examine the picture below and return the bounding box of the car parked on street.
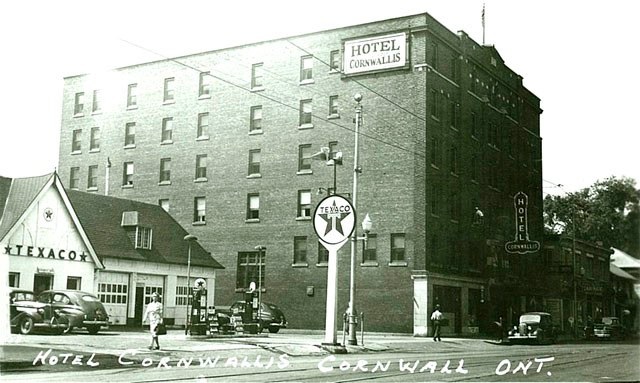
[508,312,557,344]
[37,290,109,334]
[218,301,288,333]
[593,316,625,340]
[9,288,68,335]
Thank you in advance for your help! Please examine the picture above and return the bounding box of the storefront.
[1,172,223,327]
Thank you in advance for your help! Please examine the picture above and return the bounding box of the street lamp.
[184,234,198,335]
[254,245,266,328]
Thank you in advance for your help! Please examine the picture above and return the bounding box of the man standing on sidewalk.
[431,304,443,342]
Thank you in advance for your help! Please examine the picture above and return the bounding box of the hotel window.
[251,63,264,89]
[9,272,19,287]
[317,242,329,265]
[329,141,339,161]
[66,276,81,290]
[197,112,209,139]
[159,158,171,183]
[248,149,261,176]
[429,41,439,69]
[450,53,460,83]
[329,50,340,72]
[246,193,260,220]
[362,234,377,264]
[159,199,170,212]
[70,167,80,189]
[471,112,479,138]
[430,137,440,167]
[430,89,441,119]
[127,83,137,108]
[300,55,313,82]
[87,165,98,189]
[430,183,439,216]
[236,251,265,290]
[135,226,153,249]
[299,99,312,126]
[449,145,458,174]
[163,77,175,103]
[329,95,339,117]
[293,236,308,265]
[199,71,212,98]
[98,283,128,304]
[90,127,100,151]
[194,196,206,223]
[471,155,478,182]
[298,144,312,172]
[250,106,262,132]
[390,233,406,263]
[449,192,460,221]
[92,90,101,113]
[74,92,84,115]
[195,154,207,180]
[123,161,134,186]
[161,117,173,143]
[71,129,82,152]
[297,190,311,218]
[124,122,136,147]
[449,101,459,129]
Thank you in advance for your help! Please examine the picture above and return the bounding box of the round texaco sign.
[313,195,356,245]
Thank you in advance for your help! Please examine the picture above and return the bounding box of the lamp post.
[254,245,265,327]
[348,93,363,345]
[184,234,198,335]
[572,210,578,339]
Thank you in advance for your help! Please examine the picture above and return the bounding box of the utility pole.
[348,94,363,345]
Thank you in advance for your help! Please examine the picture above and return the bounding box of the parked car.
[218,301,287,333]
[37,290,109,335]
[593,316,625,340]
[508,312,557,344]
[9,288,69,335]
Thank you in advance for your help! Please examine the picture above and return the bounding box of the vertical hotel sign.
[505,192,540,254]
[343,32,408,75]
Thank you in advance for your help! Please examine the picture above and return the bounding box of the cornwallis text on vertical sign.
[342,32,408,76]
[505,192,540,254]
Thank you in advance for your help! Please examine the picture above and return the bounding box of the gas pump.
[243,282,260,334]
[190,278,208,335]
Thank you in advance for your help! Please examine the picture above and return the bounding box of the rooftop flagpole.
[482,3,486,45]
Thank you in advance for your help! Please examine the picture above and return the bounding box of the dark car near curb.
[218,301,288,333]
[508,312,557,344]
[37,290,109,334]
[593,316,625,340]
[9,288,69,335]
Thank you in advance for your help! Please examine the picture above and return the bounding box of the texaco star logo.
[313,195,355,246]
[43,208,54,222]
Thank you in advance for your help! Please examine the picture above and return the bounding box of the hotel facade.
[56,12,544,334]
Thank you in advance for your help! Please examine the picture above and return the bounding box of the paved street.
[1,328,639,382]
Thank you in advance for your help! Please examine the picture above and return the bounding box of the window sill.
[299,79,315,86]
[196,136,209,141]
[192,221,206,226]
[245,218,260,224]
[251,86,265,92]
[298,123,314,130]
[389,261,408,267]
[430,164,440,170]
[198,94,211,100]
[122,184,134,189]
[161,140,173,145]
[163,100,175,105]
[328,69,340,74]
[361,262,379,267]
[73,113,84,118]
[194,178,208,183]
[249,129,263,136]
[89,148,100,153]
[295,216,311,221]
[246,174,262,179]
[296,170,313,175]
[292,263,309,268]
[126,105,138,110]
[158,181,171,186]
[470,179,479,185]
[87,187,98,192]
[71,150,82,155]
[124,144,136,149]
[316,263,328,267]
[327,114,340,120]
[430,115,440,122]
[91,111,102,116]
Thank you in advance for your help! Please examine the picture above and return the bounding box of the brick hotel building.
[57,12,544,334]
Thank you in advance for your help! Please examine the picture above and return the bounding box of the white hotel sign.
[343,32,408,75]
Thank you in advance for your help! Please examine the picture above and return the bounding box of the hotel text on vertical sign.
[505,192,540,254]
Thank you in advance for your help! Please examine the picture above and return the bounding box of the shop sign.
[3,244,89,262]
[343,32,407,75]
[505,192,540,254]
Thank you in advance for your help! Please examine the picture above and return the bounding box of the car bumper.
[508,335,539,341]
[33,322,69,330]
[83,320,110,327]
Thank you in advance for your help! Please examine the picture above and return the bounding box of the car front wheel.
[63,325,74,334]
[86,325,100,335]
[268,326,280,334]
[19,317,34,335]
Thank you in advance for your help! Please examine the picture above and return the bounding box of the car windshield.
[12,292,35,301]
[602,318,618,325]
[81,295,100,302]
[520,314,541,323]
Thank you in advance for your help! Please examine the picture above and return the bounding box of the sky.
[1,0,638,196]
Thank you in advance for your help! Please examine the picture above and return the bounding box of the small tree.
[543,176,639,257]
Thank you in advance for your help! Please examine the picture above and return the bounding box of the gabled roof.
[0,173,52,240]
[65,188,223,268]
[610,263,636,281]
[611,248,640,269]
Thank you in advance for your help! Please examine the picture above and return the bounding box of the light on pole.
[254,245,265,327]
[184,234,198,335]
[348,93,363,345]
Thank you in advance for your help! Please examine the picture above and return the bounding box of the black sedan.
[218,301,288,333]
[37,290,109,334]
[593,317,626,340]
[9,288,68,335]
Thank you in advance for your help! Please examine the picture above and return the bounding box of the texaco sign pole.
[313,195,355,346]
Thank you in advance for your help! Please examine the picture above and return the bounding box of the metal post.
[184,234,197,335]
[572,210,577,338]
[254,246,265,330]
[348,94,363,345]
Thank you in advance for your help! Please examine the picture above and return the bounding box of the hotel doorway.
[33,274,53,295]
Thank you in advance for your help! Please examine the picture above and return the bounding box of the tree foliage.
[543,176,639,257]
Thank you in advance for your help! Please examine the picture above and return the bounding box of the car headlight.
[37,308,45,315]
[527,325,532,331]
